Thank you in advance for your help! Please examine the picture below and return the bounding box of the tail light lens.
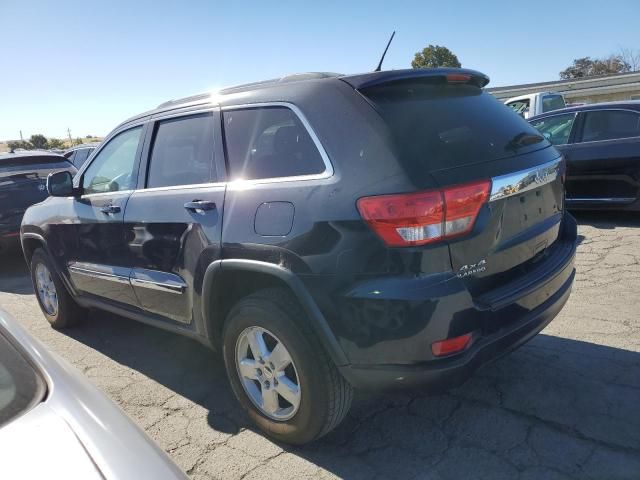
[357,180,490,247]
[432,333,473,357]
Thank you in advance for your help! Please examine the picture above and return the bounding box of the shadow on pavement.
[63,309,640,479]
[0,253,32,295]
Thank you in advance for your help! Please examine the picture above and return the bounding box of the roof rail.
[156,92,213,109]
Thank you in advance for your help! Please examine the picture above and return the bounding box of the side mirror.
[47,171,75,197]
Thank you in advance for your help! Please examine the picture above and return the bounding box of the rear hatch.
[0,155,74,232]
[351,70,567,301]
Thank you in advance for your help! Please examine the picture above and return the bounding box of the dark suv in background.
[21,68,577,444]
[0,151,75,254]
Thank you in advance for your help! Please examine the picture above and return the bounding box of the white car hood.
[0,403,103,479]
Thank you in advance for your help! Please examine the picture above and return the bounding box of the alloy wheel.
[235,326,301,421]
[35,263,58,316]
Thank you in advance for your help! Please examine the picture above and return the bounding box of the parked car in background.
[0,309,187,479]
[63,143,99,169]
[529,101,640,210]
[505,91,566,118]
[21,68,577,444]
[0,151,75,254]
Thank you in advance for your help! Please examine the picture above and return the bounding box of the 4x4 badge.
[456,259,487,278]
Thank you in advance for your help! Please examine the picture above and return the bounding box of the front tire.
[30,248,86,329]
[222,288,353,445]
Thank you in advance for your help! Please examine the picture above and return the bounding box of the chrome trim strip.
[130,277,186,294]
[221,102,334,182]
[489,158,562,202]
[566,197,637,203]
[134,182,225,194]
[68,264,130,284]
[80,189,133,200]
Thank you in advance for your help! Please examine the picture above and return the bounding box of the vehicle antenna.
[374,31,396,72]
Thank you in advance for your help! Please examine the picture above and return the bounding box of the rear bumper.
[339,265,574,390]
[336,214,577,390]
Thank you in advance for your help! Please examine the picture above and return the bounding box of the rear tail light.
[431,333,473,357]
[357,180,490,247]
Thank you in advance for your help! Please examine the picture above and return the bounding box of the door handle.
[100,204,121,214]
[184,200,217,213]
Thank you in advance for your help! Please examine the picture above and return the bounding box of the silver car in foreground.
[0,309,187,479]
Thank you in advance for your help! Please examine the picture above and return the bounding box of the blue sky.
[1,0,638,140]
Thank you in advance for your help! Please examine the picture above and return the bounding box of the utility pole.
[67,128,73,145]
[19,130,23,141]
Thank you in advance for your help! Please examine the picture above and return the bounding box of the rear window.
[361,81,548,174]
[223,106,326,181]
[0,331,45,427]
[542,95,566,113]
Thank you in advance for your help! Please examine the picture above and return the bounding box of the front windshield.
[0,330,46,427]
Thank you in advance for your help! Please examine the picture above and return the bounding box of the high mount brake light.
[446,73,472,84]
[357,180,490,247]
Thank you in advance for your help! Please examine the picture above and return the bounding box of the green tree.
[29,134,48,149]
[7,140,33,151]
[412,45,461,69]
[560,55,630,79]
[48,138,65,149]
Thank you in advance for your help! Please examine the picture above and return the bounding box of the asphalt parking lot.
[1,212,639,480]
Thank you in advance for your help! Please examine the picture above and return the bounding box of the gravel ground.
[1,211,639,480]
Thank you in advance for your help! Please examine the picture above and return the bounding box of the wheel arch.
[201,259,348,367]
[21,233,48,264]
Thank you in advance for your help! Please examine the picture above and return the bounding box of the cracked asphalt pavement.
[1,211,639,479]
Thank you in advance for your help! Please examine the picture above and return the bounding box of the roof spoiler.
[341,68,490,90]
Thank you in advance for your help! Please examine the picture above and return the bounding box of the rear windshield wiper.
[505,132,545,151]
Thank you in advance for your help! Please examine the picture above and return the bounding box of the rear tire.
[30,248,86,329]
[222,288,353,445]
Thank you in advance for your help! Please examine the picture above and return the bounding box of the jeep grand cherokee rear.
[21,68,576,445]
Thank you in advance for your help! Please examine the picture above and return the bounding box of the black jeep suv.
[21,68,577,444]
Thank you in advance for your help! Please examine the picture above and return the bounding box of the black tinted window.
[65,150,76,163]
[580,110,640,142]
[0,331,46,427]
[361,82,548,175]
[147,114,216,188]
[223,107,325,180]
[73,148,91,167]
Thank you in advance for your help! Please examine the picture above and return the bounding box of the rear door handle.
[100,205,121,214]
[184,200,217,213]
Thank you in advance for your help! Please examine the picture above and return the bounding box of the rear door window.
[530,113,576,145]
[222,106,326,180]
[146,113,217,188]
[0,331,46,427]
[579,110,640,142]
[361,81,548,172]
